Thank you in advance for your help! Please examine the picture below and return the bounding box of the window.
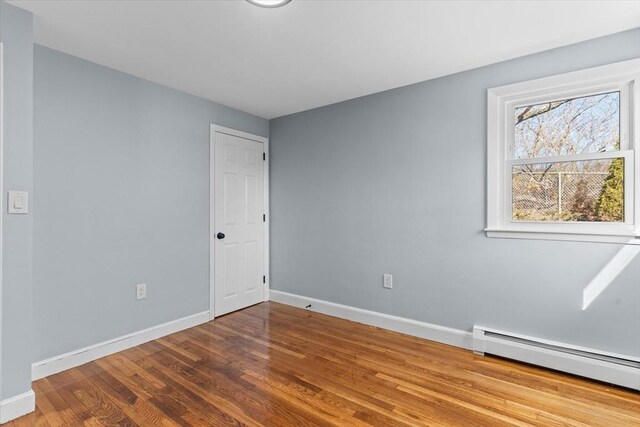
[487,59,640,243]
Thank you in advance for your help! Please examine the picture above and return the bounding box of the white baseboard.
[0,389,35,424]
[32,311,210,381]
[269,290,473,350]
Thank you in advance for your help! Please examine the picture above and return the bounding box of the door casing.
[209,124,269,320]
[0,42,5,401]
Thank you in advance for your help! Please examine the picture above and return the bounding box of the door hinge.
[263,214,266,222]
[263,275,266,284]
[263,153,266,161]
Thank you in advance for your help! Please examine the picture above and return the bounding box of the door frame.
[0,42,4,402]
[209,124,269,320]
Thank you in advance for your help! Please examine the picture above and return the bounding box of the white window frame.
[486,59,640,244]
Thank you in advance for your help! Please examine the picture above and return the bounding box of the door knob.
[216,232,225,240]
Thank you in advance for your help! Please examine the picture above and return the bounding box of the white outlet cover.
[383,274,393,289]
[136,283,147,300]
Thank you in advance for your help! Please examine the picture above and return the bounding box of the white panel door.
[214,131,265,316]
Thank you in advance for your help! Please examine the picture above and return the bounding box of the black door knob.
[216,232,225,240]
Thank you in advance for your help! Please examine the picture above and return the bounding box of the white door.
[213,130,265,316]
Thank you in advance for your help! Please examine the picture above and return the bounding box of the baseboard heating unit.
[473,326,640,390]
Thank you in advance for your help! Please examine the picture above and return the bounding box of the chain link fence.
[512,171,608,221]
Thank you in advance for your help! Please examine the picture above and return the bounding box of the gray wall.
[0,1,34,400]
[270,28,640,357]
[33,45,268,361]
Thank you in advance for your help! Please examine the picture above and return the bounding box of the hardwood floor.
[6,302,639,426]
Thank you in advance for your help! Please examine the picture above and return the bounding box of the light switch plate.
[8,191,28,214]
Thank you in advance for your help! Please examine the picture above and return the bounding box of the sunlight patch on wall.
[582,245,640,310]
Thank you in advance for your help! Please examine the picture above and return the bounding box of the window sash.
[503,84,633,230]
[504,150,634,228]
[505,82,631,160]
[509,150,627,166]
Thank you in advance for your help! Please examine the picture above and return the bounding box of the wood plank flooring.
[6,302,639,426]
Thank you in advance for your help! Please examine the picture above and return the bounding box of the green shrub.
[594,157,624,222]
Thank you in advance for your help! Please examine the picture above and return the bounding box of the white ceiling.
[9,0,640,119]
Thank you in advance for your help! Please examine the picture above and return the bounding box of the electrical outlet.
[136,283,147,300]
[383,274,393,289]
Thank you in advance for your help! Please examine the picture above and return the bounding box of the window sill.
[485,228,640,245]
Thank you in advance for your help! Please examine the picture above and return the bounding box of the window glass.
[513,92,620,159]
[512,158,624,222]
